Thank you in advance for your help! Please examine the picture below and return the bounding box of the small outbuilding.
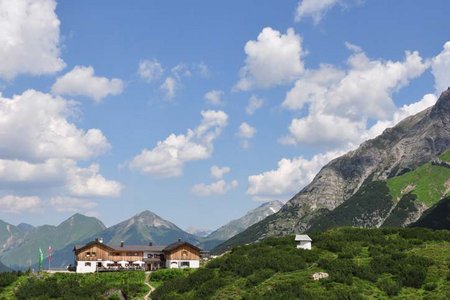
[295,234,312,250]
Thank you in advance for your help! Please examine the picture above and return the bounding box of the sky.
[0,0,450,231]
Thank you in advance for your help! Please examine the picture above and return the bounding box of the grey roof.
[163,241,201,252]
[109,245,166,252]
[295,234,312,242]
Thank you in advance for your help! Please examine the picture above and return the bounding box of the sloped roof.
[109,245,166,252]
[163,241,201,252]
[295,234,312,242]
[74,240,166,253]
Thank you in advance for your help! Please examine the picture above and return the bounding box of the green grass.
[387,163,450,206]
[151,228,450,300]
[0,271,149,300]
[439,148,450,162]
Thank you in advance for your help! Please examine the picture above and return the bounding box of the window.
[147,254,153,258]
[86,252,90,257]
[182,250,188,259]
[126,252,132,256]
[134,252,138,256]
[181,261,190,267]
[92,252,96,257]
[85,262,91,267]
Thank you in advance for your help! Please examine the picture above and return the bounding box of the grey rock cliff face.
[265,88,450,236]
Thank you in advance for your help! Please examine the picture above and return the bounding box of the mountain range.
[214,88,450,253]
[0,200,282,270]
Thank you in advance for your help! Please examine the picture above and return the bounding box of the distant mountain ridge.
[22,210,202,270]
[0,214,106,270]
[200,200,283,250]
[214,88,450,253]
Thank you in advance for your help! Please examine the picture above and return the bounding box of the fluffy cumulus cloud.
[235,27,304,91]
[431,41,450,94]
[0,195,41,213]
[210,165,231,179]
[246,95,264,115]
[52,66,124,102]
[282,46,429,147]
[138,59,164,82]
[50,196,97,213]
[191,179,238,197]
[160,77,177,99]
[204,90,224,105]
[0,0,65,79]
[237,122,256,139]
[129,110,228,177]
[247,151,344,201]
[0,90,110,162]
[0,90,122,207]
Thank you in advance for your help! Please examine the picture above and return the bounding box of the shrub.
[376,275,401,296]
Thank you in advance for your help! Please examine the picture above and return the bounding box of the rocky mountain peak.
[431,87,450,117]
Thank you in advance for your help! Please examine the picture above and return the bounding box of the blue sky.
[0,0,449,231]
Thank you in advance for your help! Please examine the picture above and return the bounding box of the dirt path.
[144,272,155,300]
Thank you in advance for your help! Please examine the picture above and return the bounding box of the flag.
[38,248,44,271]
[47,246,52,270]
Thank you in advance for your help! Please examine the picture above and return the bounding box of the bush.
[376,275,401,296]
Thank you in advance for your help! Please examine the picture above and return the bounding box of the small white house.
[295,234,312,250]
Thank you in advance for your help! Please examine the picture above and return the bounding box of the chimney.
[99,238,103,244]
[178,238,181,242]
[120,241,124,247]
[149,242,153,246]
[95,238,99,242]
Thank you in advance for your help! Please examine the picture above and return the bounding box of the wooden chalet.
[73,239,201,273]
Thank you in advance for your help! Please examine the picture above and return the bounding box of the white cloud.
[285,113,364,146]
[246,95,264,115]
[0,0,65,79]
[160,77,177,100]
[67,164,123,197]
[295,0,340,23]
[0,195,41,213]
[129,110,228,177]
[238,122,256,139]
[191,179,238,197]
[138,59,164,82]
[171,64,192,78]
[247,150,344,201]
[0,90,122,199]
[237,122,257,149]
[196,62,210,77]
[0,159,123,198]
[364,93,437,140]
[235,27,305,91]
[282,47,429,147]
[52,66,124,102]
[50,196,97,213]
[204,90,224,105]
[431,41,450,94]
[210,165,231,179]
[0,90,110,162]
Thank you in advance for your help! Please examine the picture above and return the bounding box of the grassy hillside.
[0,271,148,300]
[387,149,450,207]
[152,227,450,300]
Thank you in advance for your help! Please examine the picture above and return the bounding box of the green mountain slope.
[0,214,105,269]
[153,228,450,300]
[216,88,450,252]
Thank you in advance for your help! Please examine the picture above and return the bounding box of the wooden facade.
[74,240,201,272]
[165,244,200,261]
